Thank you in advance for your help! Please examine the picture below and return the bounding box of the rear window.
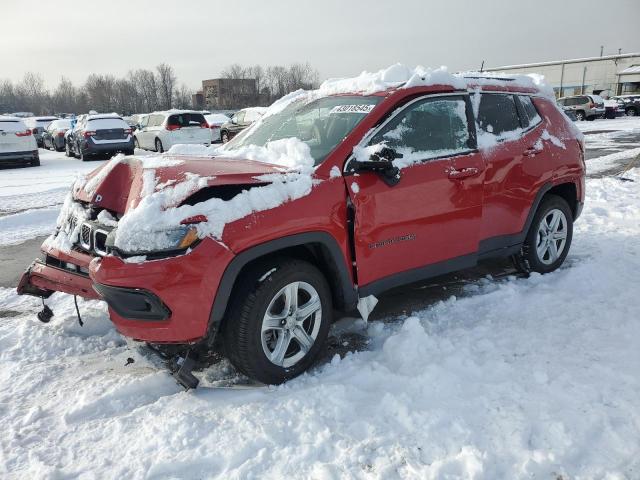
[167,113,206,127]
[516,96,542,129]
[87,118,129,130]
[476,93,521,136]
[0,120,26,132]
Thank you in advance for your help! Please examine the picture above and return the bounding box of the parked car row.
[557,94,639,120]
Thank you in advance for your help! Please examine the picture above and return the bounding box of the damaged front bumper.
[17,246,100,300]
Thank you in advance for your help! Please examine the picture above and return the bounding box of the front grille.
[80,223,92,250]
[93,229,108,256]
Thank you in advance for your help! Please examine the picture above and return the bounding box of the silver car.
[557,95,605,121]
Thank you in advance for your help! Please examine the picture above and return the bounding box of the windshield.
[224,95,381,165]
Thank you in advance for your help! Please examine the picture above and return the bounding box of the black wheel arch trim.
[208,232,357,337]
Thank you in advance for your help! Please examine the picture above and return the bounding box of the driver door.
[347,94,485,291]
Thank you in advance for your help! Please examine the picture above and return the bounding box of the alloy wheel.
[536,208,568,265]
[261,281,322,368]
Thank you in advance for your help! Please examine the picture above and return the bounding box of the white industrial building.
[485,52,640,98]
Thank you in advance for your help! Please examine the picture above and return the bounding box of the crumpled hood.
[73,154,287,215]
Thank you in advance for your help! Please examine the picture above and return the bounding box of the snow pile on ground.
[1,168,639,478]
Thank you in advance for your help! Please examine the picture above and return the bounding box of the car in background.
[220,107,266,143]
[611,95,640,117]
[24,116,59,147]
[603,99,624,119]
[556,95,605,121]
[42,119,72,151]
[65,113,134,161]
[204,113,230,143]
[0,116,39,167]
[134,110,211,153]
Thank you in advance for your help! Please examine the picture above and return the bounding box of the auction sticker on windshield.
[329,104,376,114]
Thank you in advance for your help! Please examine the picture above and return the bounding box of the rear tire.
[78,144,87,161]
[518,195,573,274]
[626,107,637,117]
[65,141,75,158]
[31,156,40,167]
[223,259,332,384]
[155,138,164,153]
[575,110,585,121]
[221,131,229,143]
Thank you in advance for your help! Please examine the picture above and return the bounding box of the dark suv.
[65,114,134,160]
[220,107,266,143]
[18,71,585,387]
[612,95,640,116]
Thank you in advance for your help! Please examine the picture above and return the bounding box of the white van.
[0,116,39,167]
[134,110,211,152]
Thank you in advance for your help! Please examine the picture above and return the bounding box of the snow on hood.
[168,137,315,173]
[66,146,316,253]
[113,168,313,253]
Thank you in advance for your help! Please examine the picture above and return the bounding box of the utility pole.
[480,60,485,72]
[618,48,622,55]
[600,45,604,57]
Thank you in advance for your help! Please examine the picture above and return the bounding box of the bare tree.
[52,77,77,113]
[156,63,176,110]
[173,83,193,109]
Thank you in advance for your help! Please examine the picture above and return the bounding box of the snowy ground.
[1,120,640,478]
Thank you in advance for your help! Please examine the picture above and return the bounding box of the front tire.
[221,131,229,143]
[519,195,573,274]
[575,110,585,121]
[626,107,637,117]
[223,259,332,384]
[155,138,164,153]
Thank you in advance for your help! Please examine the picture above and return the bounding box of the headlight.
[106,225,200,255]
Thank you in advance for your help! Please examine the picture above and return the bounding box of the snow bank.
[1,168,639,478]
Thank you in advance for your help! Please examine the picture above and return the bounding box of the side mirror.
[231,117,237,125]
[351,147,402,187]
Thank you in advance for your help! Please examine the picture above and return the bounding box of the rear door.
[348,94,485,289]
[474,92,537,244]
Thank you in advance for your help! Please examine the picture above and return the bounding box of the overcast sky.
[3,0,639,90]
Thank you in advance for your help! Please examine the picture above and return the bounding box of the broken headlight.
[106,225,200,256]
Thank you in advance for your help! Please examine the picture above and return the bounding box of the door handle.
[448,167,481,180]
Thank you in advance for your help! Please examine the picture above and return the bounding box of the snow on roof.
[262,64,554,119]
[0,115,23,122]
[204,113,230,124]
[485,52,640,70]
[86,113,122,120]
[241,107,267,114]
[618,65,640,75]
[150,109,205,116]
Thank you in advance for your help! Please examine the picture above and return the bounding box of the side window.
[233,111,245,124]
[370,96,471,159]
[557,98,565,106]
[516,95,542,129]
[140,116,149,128]
[476,93,521,136]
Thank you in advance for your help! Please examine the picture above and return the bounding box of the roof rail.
[463,76,515,81]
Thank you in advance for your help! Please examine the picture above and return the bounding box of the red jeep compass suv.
[18,67,585,386]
